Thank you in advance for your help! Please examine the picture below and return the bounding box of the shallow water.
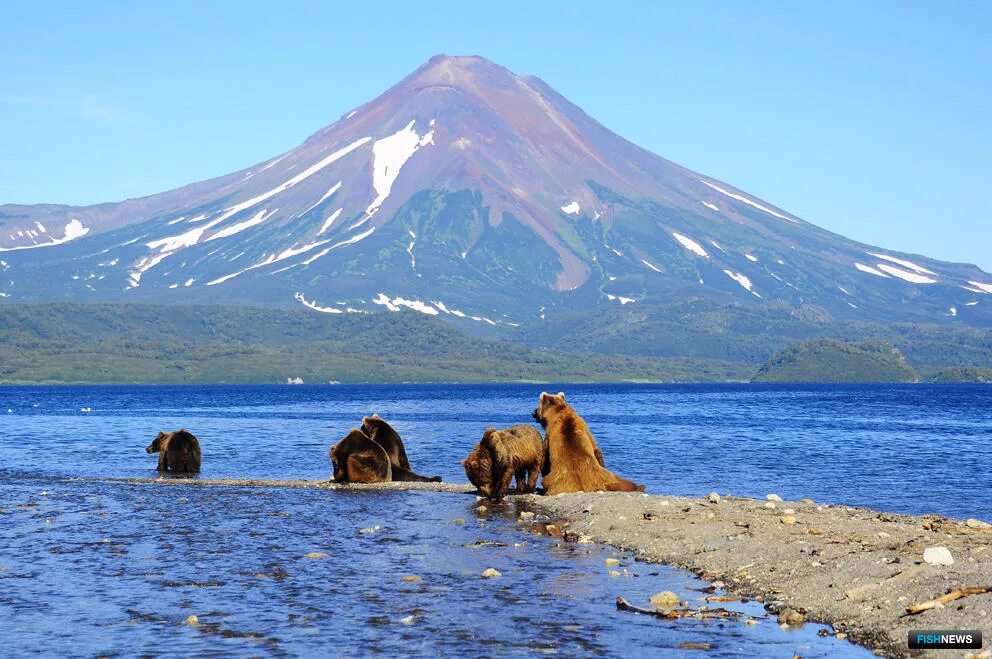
[3,383,988,656]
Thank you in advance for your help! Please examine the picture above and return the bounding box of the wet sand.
[94,477,990,657]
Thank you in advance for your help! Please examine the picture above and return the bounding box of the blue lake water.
[2,383,989,656]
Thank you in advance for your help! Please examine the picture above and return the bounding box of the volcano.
[1,54,990,329]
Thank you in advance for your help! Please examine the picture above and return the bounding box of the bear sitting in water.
[534,392,643,495]
[330,429,393,483]
[146,429,201,473]
[330,420,441,483]
[463,424,545,499]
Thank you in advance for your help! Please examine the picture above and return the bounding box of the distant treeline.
[0,303,748,384]
[0,303,987,384]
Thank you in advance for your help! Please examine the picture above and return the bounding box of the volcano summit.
[1,55,990,331]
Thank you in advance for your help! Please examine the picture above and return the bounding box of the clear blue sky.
[2,1,989,271]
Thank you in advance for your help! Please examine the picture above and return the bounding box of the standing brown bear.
[146,429,201,473]
[534,392,643,495]
[462,424,544,499]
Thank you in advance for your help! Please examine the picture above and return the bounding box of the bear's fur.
[333,416,442,483]
[361,414,412,471]
[534,404,604,473]
[330,429,393,483]
[462,424,545,499]
[534,392,644,495]
[146,429,201,473]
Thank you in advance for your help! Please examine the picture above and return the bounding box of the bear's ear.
[156,431,167,439]
[556,391,566,400]
[371,413,380,419]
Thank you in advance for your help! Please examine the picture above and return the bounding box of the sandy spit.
[520,491,992,659]
[90,476,475,494]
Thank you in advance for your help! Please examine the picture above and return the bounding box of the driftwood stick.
[615,596,741,620]
[903,587,991,616]
[844,566,931,602]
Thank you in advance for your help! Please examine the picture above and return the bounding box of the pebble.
[745,618,759,626]
[607,570,621,577]
[783,508,795,515]
[767,494,783,502]
[304,552,328,559]
[545,524,558,535]
[604,558,620,566]
[707,492,721,504]
[658,500,671,507]
[401,575,422,583]
[764,502,777,509]
[519,511,535,521]
[777,608,805,626]
[577,535,593,544]
[452,518,465,525]
[477,506,488,514]
[877,531,891,538]
[650,591,680,611]
[780,515,797,525]
[399,615,416,625]
[966,518,991,529]
[359,525,381,534]
[800,498,814,504]
[481,568,501,578]
[923,546,954,566]
[183,615,199,626]
[836,632,847,640]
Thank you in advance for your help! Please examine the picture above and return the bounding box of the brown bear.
[359,414,441,482]
[361,414,411,471]
[534,403,605,472]
[330,429,393,483]
[462,424,545,499]
[146,429,201,473]
[534,392,644,495]
[331,420,442,483]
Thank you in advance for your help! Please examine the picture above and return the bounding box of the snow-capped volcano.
[1,54,989,327]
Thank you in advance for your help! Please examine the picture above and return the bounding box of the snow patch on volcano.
[364,120,435,217]
[0,219,90,252]
[671,232,708,257]
[699,180,796,222]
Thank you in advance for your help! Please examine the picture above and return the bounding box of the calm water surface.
[3,383,988,657]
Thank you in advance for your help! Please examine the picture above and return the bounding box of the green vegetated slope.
[753,340,919,383]
[928,367,992,383]
[508,300,992,377]
[0,303,750,384]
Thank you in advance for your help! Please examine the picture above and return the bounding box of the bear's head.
[462,441,493,497]
[329,441,344,481]
[146,431,169,454]
[361,414,387,437]
[532,391,566,427]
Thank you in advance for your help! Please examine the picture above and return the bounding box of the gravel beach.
[522,491,991,658]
